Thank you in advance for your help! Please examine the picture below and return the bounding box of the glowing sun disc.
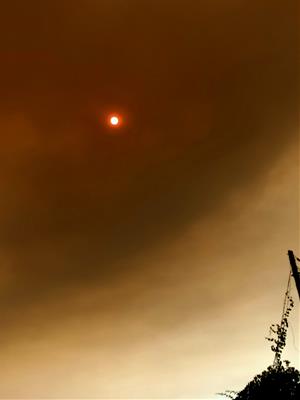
[110,116,119,126]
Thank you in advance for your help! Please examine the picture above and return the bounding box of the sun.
[109,115,121,127]
[110,116,119,125]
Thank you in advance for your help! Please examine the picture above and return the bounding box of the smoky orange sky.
[0,1,299,398]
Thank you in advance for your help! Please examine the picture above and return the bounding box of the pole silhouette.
[288,250,300,300]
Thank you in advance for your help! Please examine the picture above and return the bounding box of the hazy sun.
[109,115,120,126]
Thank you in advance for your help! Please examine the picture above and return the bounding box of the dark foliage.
[265,295,294,366]
[234,363,300,400]
[220,362,300,399]
[220,293,300,399]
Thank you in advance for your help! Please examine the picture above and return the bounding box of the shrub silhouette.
[220,293,300,398]
[233,362,300,400]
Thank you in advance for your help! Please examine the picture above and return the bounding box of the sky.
[0,0,299,398]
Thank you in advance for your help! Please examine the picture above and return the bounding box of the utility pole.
[288,250,300,300]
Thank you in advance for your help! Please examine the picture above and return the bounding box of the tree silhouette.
[220,294,300,399]
[233,362,300,400]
